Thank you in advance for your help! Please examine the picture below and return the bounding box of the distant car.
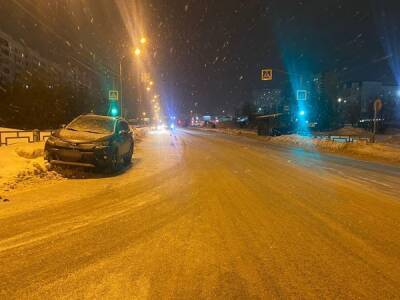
[45,114,134,171]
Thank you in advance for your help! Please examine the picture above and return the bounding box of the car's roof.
[79,114,124,121]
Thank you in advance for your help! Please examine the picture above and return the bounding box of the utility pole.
[372,98,383,143]
[119,56,125,117]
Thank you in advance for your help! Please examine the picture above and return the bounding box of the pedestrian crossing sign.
[109,90,119,101]
[261,69,273,81]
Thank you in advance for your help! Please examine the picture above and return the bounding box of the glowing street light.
[149,81,154,86]
[146,86,151,91]
[140,37,147,44]
[134,48,141,56]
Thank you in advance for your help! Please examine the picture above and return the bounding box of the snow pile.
[270,134,400,163]
[270,134,346,151]
[318,127,371,136]
[199,127,257,137]
[14,143,44,159]
[376,128,400,146]
[133,126,148,142]
[197,126,400,163]
[0,142,63,195]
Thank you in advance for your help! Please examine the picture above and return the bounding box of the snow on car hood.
[56,129,113,143]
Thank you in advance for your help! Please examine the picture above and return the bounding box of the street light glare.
[134,48,141,56]
[140,37,147,44]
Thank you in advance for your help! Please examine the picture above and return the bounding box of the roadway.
[0,128,399,298]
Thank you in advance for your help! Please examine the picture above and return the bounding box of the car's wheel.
[123,143,133,165]
[109,147,121,172]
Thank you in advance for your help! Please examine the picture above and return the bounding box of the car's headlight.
[94,140,111,148]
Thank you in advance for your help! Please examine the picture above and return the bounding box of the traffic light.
[108,101,120,117]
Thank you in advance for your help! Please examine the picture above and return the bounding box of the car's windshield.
[67,116,115,134]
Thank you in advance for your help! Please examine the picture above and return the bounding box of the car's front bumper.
[45,143,113,168]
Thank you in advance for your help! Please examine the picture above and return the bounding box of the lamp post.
[119,45,144,117]
[119,56,126,117]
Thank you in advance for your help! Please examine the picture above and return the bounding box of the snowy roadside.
[194,127,400,164]
[0,142,64,200]
[0,127,149,200]
[269,134,400,164]
[196,127,257,138]
[132,126,148,142]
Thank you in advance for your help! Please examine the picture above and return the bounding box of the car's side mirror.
[119,130,127,135]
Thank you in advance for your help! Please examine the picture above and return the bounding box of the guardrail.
[0,129,52,146]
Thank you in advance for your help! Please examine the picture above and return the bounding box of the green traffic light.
[110,107,119,116]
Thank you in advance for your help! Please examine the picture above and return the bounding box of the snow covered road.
[0,129,399,298]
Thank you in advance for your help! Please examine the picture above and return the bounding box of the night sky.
[1,0,400,115]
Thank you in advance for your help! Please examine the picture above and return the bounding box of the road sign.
[297,90,307,101]
[261,69,273,81]
[109,90,119,101]
[374,98,383,112]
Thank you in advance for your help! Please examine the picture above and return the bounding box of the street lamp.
[134,48,141,56]
[140,37,147,44]
[119,47,143,116]
[119,55,128,117]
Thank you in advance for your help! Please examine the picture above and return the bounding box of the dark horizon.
[1,0,400,114]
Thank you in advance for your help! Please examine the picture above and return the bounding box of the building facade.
[252,88,284,114]
[0,29,92,92]
[340,81,400,122]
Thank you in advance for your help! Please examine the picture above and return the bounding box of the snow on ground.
[132,126,148,142]
[198,127,257,138]
[0,142,64,198]
[196,126,400,164]
[376,128,400,146]
[269,134,400,163]
[0,127,149,199]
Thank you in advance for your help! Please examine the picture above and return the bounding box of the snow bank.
[0,142,62,195]
[13,143,44,159]
[132,126,148,142]
[197,127,400,164]
[270,134,400,163]
[198,127,257,138]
